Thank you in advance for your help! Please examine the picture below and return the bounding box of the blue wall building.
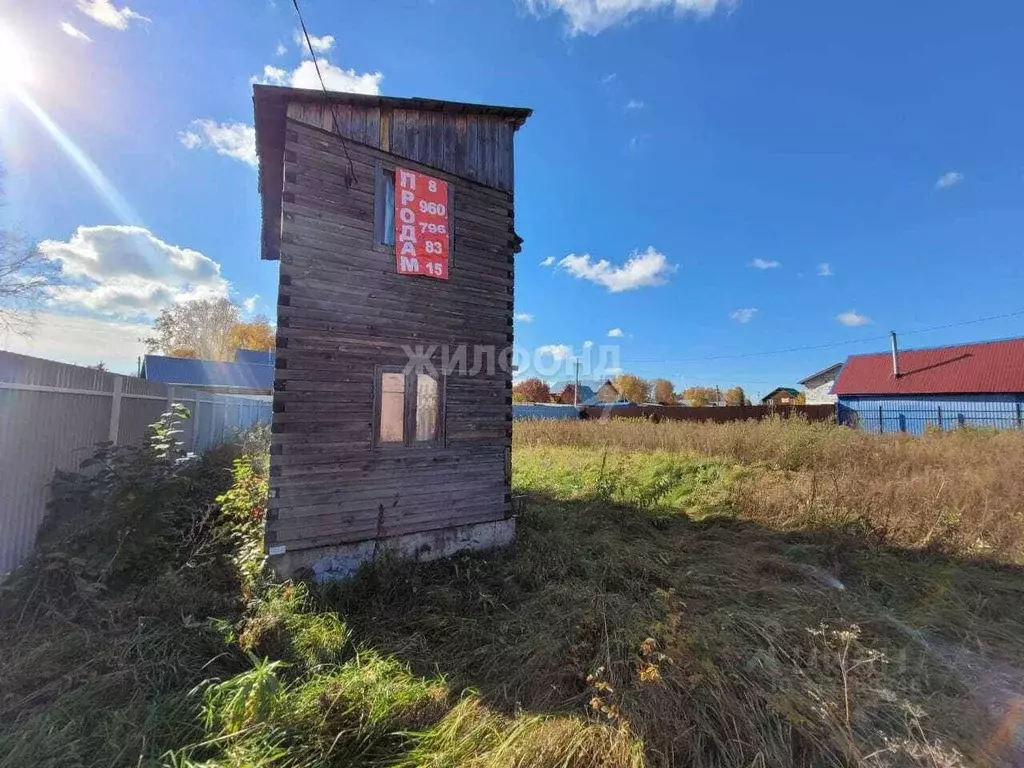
[833,337,1024,435]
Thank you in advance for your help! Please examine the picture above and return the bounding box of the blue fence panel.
[838,395,1024,435]
[180,391,272,452]
[513,404,580,421]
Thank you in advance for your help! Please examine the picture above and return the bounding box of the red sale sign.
[394,168,450,280]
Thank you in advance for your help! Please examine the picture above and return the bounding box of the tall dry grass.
[515,418,1024,563]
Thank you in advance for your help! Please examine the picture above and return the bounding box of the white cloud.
[179,131,202,150]
[242,295,260,314]
[77,0,149,30]
[558,246,676,292]
[607,328,625,338]
[60,22,92,41]
[1,312,149,374]
[750,258,781,270]
[260,65,289,84]
[817,262,834,277]
[625,99,645,110]
[537,344,573,362]
[836,310,871,327]
[253,60,383,94]
[582,340,594,349]
[603,366,623,376]
[602,73,617,84]
[540,256,555,267]
[729,307,757,324]
[935,171,964,190]
[275,42,287,56]
[525,0,735,35]
[48,281,178,315]
[179,120,257,167]
[515,312,534,323]
[293,29,334,54]
[38,225,229,319]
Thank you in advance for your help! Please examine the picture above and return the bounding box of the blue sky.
[2,0,1023,398]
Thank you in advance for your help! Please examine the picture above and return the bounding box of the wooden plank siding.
[285,102,517,192]
[267,116,514,555]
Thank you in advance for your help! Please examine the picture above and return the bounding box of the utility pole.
[573,358,581,406]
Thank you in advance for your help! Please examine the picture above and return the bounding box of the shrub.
[3,406,202,602]
[215,456,269,598]
[0,407,250,767]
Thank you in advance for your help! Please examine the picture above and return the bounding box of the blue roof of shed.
[141,355,274,390]
[235,349,275,365]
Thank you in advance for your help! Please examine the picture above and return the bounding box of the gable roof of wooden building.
[252,85,533,261]
[761,387,800,403]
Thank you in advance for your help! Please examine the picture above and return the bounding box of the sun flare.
[0,21,33,92]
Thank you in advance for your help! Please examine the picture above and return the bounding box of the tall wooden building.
[253,85,531,577]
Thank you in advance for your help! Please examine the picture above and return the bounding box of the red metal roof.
[833,337,1024,396]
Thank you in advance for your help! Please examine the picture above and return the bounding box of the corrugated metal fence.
[512,404,580,420]
[0,351,271,575]
[580,404,837,422]
[513,403,838,423]
[838,395,1024,435]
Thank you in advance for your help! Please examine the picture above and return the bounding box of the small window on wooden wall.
[374,366,444,448]
[415,374,439,441]
[378,372,405,443]
[373,161,454,255]
[376,170,396,247]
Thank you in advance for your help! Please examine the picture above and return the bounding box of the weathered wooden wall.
[267,118,515,554]
[285,102,517,193]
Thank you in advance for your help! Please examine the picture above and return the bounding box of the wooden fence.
[0,351,271,575]
[579,403,836,423]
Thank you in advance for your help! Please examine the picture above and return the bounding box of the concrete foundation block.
[269,518,515,582]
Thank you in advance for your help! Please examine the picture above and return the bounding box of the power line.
[898,308,1024,338]
[290,0,358,187]
[626,308,1024,365]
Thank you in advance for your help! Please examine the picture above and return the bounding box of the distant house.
[799,363,843,405]
[594,380,628,404]
[834,337,1024,434]
[140,348,274,397]
[554,383,595,405]
[761,387,800,406]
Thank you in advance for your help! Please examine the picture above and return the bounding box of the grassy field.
[516,418,1024,563]
[2,417,1024,767]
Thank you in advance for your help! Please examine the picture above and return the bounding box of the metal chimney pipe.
[891,331,900,378]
